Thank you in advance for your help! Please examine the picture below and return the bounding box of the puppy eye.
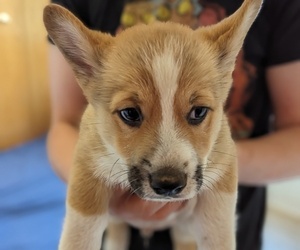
[119,108,143,127]
[187,107,209,125]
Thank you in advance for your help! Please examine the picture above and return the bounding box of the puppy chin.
[139,190,199,202]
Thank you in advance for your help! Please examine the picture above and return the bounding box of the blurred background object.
[0,1,66,250]
[0,136,66,250]
[120,0,201,29]
[0,0,50,150]
[263,181,300,250]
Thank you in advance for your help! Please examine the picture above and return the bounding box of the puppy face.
[44,0,262,201]
[98,27,223,200]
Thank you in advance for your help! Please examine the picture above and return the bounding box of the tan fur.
[68,164,110,216]
[44,0,263,249]
[174,242,197,250]
[65,107,111,215]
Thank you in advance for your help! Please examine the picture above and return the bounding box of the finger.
[148,201,187,220]
[109,190,160,219]
[109,188,186,221]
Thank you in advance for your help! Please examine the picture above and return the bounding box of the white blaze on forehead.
[151,46,195,166]
[152,47,180,127]
[152,46,180,149]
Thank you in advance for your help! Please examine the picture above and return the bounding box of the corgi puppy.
[44,0,262,249]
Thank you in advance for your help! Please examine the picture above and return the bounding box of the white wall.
[268,179,300,219]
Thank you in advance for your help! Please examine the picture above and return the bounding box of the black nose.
[150,168,187,196]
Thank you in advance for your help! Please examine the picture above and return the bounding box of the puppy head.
[44,0,262,201]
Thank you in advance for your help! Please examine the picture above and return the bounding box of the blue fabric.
[0,135,66,250]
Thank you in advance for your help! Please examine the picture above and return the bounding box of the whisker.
[109,169,129,179]
[202,177,224,203]
[206,161,233,167]
[109,158,120,180]
[201,182,214,194]
[202,166,232,175]
[202,175,218,191]
[85,122,105,126]
[122,186,141,204]
[211,150,237,158]
[110,171,130,184]
[94,152,116,158]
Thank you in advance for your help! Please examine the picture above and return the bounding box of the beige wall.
[0,0,50,150]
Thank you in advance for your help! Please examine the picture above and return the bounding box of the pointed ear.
[197,0,263,72]
[43,4,113,87]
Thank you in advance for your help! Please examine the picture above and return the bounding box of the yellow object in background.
[142,12,157,24]
[121,12,136,27]
[177,0,193,15]
[156,5,171,21]
[120,0,201,29]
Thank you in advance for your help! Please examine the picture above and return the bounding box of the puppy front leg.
[59,204,109,250]
[171,223,197,250]
[103,219,130,250]
[59,168,111,250]
[191,191,237,250]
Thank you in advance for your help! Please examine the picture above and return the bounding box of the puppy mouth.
[128,166,203,201]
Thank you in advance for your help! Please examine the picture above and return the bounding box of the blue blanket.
[0,136,66,250]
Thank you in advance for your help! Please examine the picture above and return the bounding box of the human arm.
[237,61,300,185]
[46,44,87,182]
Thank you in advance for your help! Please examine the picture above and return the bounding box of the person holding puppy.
[46,0,300,249]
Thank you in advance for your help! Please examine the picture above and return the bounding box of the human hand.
[109,188,186,222]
